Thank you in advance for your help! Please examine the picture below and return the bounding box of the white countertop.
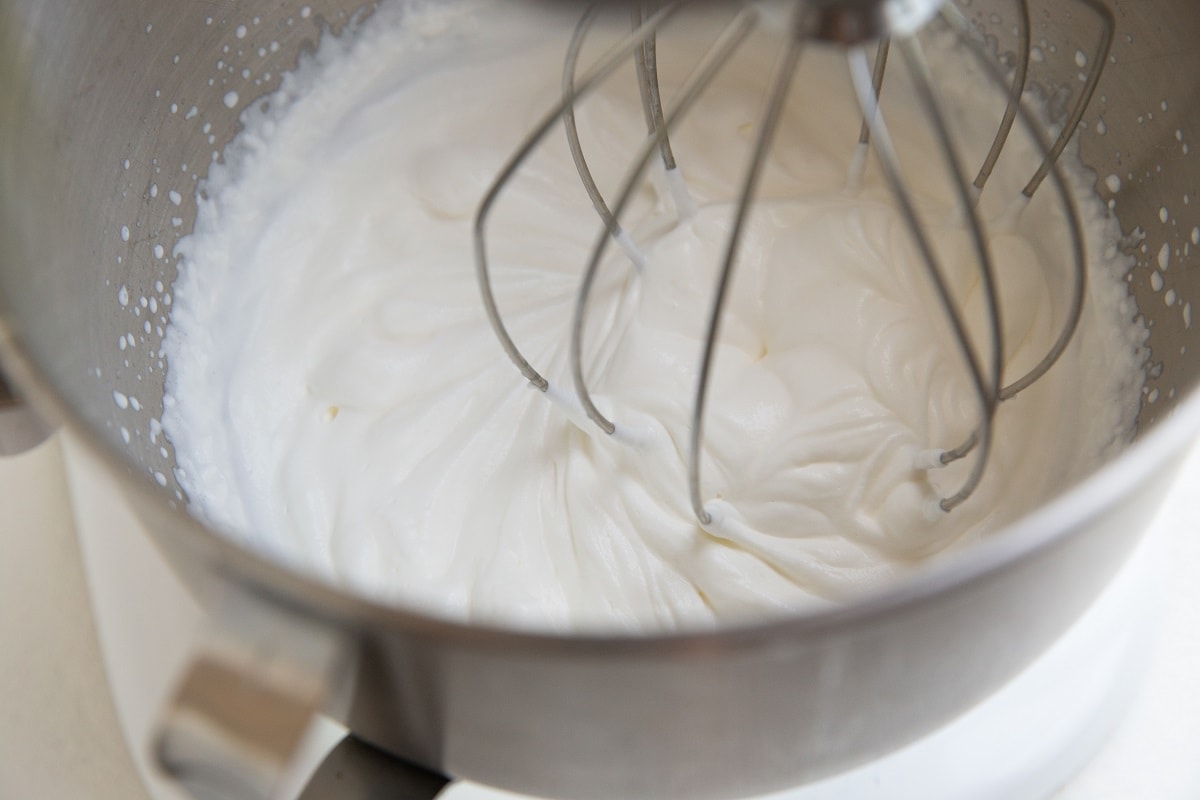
[2,433,1199,800]
[0,436,149,800]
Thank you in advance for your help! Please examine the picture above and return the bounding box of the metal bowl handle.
[153,593,447,800]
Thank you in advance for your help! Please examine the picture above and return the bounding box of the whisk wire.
[857,38,891,147]
[971,0,1031,195]
[848,39,1003,512]
[569,5,761,440]
[847,37,890,188]
[930,1,1100,470]
[633,1,699,217]
[632,1,679,172]
[563,3,649,270]
[941,5,1093,403]
[1017,0,1114,198]
[688,7,809,526]
[475,0,683,393]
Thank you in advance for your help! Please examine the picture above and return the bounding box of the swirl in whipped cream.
[162,1,1146,632]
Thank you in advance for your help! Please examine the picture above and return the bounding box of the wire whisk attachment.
[475,0,1114,530]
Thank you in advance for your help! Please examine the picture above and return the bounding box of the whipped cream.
[162,1,1146,632]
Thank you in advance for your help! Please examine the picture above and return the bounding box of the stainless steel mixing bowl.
[1,2,1199,799]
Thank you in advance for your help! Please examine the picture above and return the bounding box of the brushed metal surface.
[1,1,1198,798]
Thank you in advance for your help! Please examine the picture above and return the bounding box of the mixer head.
[806,0,942,42]
[474,0,1114,531]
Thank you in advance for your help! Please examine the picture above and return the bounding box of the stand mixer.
[2,1,1199,799]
